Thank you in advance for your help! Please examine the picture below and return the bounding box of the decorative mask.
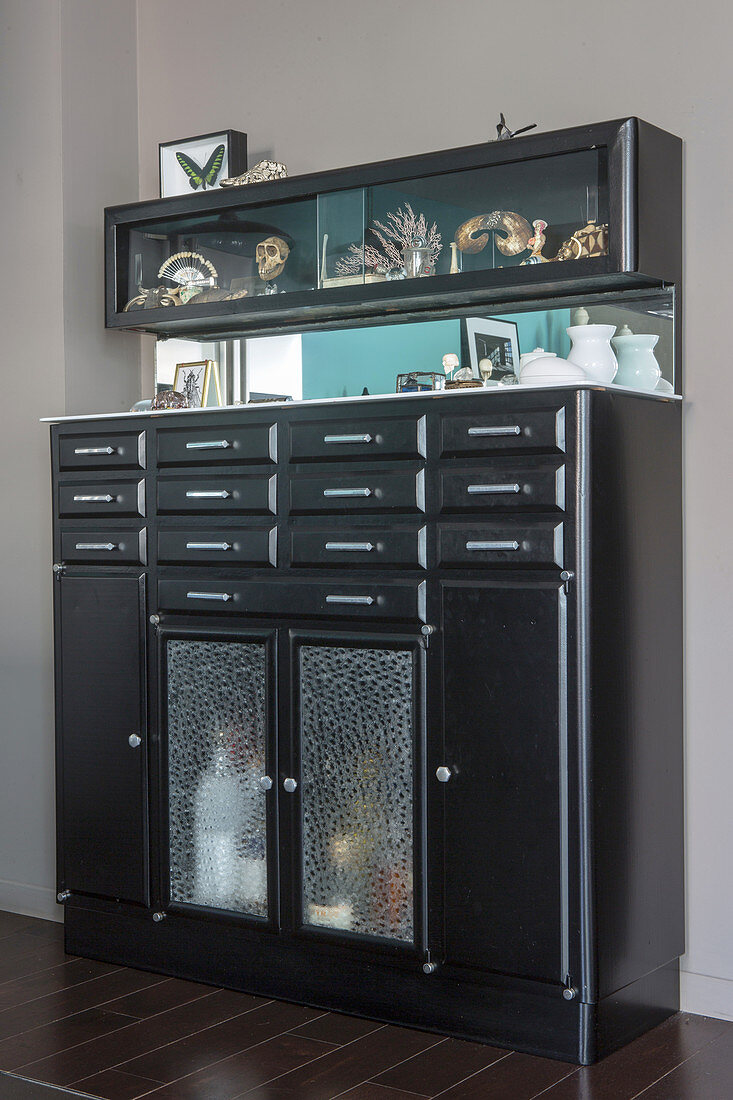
[256,236,290,281]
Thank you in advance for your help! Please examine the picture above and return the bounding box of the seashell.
[454,211,533,256]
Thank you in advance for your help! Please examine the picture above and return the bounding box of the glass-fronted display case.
[107,118,681,345]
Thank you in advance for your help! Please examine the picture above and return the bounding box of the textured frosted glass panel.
[167,640,268,916]
[300,645,414,943]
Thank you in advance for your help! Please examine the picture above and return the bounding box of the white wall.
[134,0,733,1020]
[0,0,140,921]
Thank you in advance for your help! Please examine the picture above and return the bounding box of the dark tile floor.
[0,911,731,1099]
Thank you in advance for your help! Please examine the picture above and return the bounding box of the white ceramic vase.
[566,324,618,383]
[611,334,661,391]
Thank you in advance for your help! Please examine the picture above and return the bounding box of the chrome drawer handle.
[185,541,232,551]
[323,487,372,498]
[467,483,521,495]
[326,595,374,605]
[73,446,117,455]
[325,542,375,552]
[73,494,116,503]
[185,490,232,499]
[186,591,232,602]
[466,540,520,551]
[468,425,521,437]
[185,439,231,450]
[323,433,373,444]
[74,542,118,551]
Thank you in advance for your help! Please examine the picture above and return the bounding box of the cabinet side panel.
[57,574,148,905]
[589,393,683,998]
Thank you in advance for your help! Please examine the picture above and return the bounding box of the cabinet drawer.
[440,464,565,513]
[58,431,145,471]
[438,522,563,567]
[58,480,145,518]
[158,578,426,622]
[290,415,425,462]
[291,526,426,568]
[290,470,425,514]
[440,407,566,457]
[60,528,146,564]
[158,527,276,566]
[156,422,276,465]
[157,475,276,515]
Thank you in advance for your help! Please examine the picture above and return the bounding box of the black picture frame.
[159,130,248,197]
[462,317,520,382]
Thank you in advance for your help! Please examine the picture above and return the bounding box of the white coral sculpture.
[335,202,442,276]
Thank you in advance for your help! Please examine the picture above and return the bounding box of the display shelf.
[106,118,681,342]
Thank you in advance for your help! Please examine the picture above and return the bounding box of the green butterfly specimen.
[176,144,225,190]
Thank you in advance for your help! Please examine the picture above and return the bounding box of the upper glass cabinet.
[106,118,681,339]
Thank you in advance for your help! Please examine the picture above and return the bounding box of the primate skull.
[256,236,290,280]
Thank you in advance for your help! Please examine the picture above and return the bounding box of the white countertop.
[41,381,681,424]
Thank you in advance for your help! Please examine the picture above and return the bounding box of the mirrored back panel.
[154,289,678,402]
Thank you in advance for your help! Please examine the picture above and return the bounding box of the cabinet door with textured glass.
[162,631,277,923]
[292,634,424,953]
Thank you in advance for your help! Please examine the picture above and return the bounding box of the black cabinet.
[49,386,682,1064]
[55,573,148,905]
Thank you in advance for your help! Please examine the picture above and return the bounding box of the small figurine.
[520,220,549,264]
[495,113,537,141]
[449,242,462,274]
[442,352,460,380]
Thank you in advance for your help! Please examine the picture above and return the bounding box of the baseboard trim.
[0,879,61,923]
[681,969,733,1021]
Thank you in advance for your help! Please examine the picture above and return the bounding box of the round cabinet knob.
[283,777,298,793]
[436,766,452,783]
[128,734,142,749]
[259,776,273,791]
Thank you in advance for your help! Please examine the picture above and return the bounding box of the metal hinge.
[422,950,438,975]
[53,563,65,581]
[420,624,436,648]
[560,570,575,594]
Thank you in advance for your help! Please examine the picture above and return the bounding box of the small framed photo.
[173,361,223,408]
[159,130,248,198]
[464,317,520,384]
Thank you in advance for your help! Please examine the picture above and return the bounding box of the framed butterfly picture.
[159,130,247,198]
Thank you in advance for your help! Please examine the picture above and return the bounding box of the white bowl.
[520,355,586,386]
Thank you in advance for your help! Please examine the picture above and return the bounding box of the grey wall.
[134,0,733,1020]
[0,0,140,919]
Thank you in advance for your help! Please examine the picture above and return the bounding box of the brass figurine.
[454,211,533,257]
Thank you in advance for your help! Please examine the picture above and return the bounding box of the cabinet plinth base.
[64,905,679,1065]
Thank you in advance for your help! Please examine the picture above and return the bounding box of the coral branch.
[335,202,442,276]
